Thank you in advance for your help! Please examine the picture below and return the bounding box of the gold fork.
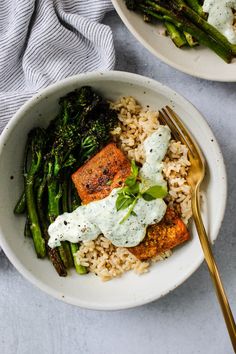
[159,106,236,352]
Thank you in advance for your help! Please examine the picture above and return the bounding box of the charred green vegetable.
[15,86,118,276]
[24,128,46,258]
[125,0,235,63]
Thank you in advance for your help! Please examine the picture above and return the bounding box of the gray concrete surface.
[0,10,235,354]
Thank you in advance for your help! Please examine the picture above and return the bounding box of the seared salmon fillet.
[128,208,190,260]
[72,143,131,204]
[72,143,190,258]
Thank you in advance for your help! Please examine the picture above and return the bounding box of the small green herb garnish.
[115,160,168,224]
[142,185,168,201]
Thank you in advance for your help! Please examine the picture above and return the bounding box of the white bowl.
[0,71,227,310]
[112,0,236,81]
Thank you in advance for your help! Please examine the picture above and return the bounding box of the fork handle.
[192,189,236,352]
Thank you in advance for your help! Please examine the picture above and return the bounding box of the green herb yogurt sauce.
[203,0,236,44]
[48,125,171,248]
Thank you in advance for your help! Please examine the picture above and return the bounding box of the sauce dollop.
[203,0,236,44]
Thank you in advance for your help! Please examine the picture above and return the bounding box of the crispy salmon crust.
[72,144,190,259]
[72,143,131,204]
[128,208,190,260]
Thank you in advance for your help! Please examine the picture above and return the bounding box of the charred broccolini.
[15,86,119,276]
[24,128,47,258]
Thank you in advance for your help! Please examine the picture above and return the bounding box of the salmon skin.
[72,143,190,259]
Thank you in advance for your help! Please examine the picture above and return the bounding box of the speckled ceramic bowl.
[0,71,227,309]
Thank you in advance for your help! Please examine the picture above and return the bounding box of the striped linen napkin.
[0,0,115,132]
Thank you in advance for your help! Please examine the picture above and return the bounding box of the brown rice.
[76,96,192,281]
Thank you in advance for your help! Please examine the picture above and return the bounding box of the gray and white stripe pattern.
[0,0,115,131]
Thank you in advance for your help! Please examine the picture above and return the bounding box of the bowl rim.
[111,0,236,82]
[0,71,227,310]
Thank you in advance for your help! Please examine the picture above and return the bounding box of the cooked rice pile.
[76,96,192,281]
[77,236,172,282]
[163,140,192,224]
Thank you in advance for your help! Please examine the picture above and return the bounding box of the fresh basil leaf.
[128,182,140,195]
[131,160,139,178]
[142,193,155,201]
[119,196,139,224]
[125,176,136,187]
[124,160,139,187]
[120,186,133,196]
[119,198,134,210]
[116,194,134,211]
[142,185,168,200]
